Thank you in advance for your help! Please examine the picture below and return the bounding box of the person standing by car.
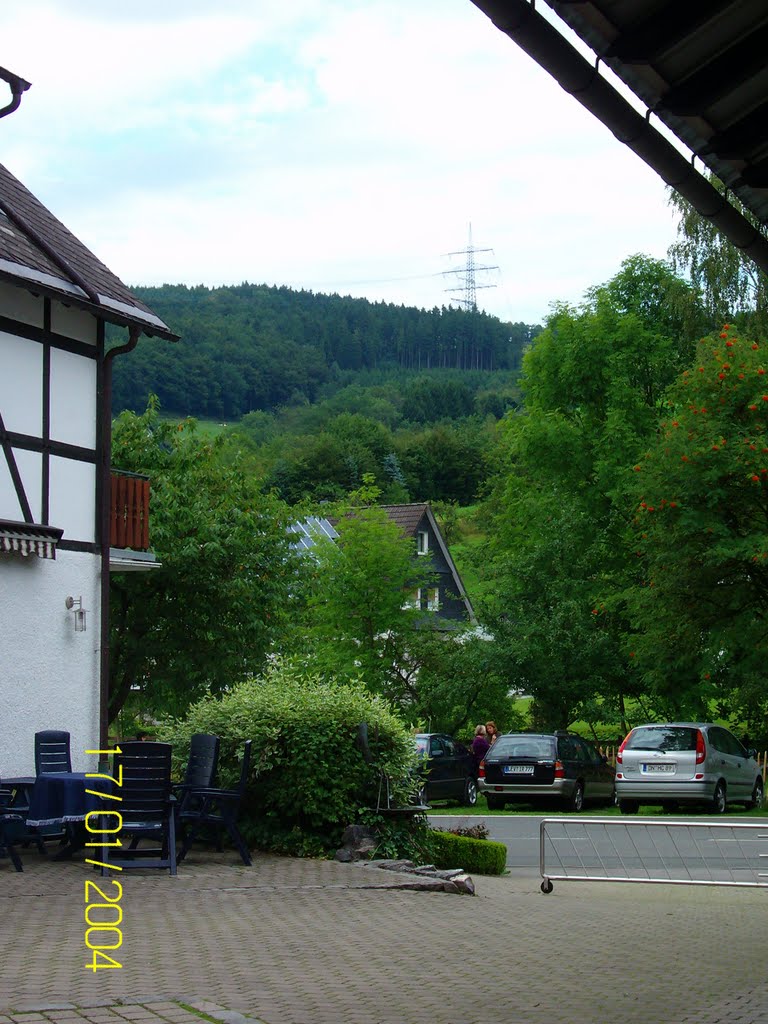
[485,722,500,746]
[471,725,490,777]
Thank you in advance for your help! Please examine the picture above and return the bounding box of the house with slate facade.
[293,503,475,628]
[379,503,476,626]
[0,159,175,774]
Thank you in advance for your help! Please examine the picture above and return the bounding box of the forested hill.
[111,282,539,419]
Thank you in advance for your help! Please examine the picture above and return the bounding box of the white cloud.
[0,0,684,325]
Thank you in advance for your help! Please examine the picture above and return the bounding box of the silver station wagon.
[615,722,764,814]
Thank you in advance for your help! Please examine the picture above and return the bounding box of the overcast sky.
[2,0,683,326]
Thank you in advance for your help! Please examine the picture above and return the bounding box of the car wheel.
[711,780,727,814]
[745,777,764,810]
[619,799,639,815]
[485,794,505,811]
[462,777,478,807]
[564,781,584,812]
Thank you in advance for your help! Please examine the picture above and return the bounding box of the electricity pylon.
[443,224,498,311]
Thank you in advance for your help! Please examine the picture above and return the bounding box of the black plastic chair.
[178,740,252,866]
[0,782,24,871]
[100,742,177,875]
[32,730,74,850]
[173,733,220,814]
[35,730,72,775]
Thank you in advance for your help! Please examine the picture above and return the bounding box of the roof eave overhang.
[0,262,179,342]
[470,0,768,275]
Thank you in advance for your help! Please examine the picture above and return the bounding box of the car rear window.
[624,726,699,752]
[415,737,428,755]
[492,736,556,759]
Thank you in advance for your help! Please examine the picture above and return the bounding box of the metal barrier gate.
[539,817,768,893]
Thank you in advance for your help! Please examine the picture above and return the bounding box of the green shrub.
[429,830,507,875]
[358,808,435,862]
[159,658,416,854]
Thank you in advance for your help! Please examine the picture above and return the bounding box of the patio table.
[26,772,104,859]
[2,776,36,809]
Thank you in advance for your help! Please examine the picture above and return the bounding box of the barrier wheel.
[540,879,553,894]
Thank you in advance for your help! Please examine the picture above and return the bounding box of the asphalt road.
[430,811,768,885]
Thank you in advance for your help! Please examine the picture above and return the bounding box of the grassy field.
[158,413,229,438]
[445,504,495,609]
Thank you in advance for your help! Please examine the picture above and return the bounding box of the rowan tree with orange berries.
[626,326,768,728]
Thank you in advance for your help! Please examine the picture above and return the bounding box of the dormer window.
[416,530,429,555]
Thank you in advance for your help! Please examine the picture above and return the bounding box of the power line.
[299,271,447,288]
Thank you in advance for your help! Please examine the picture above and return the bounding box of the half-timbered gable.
[0,161,175,774]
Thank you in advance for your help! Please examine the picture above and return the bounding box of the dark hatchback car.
[478,732,616,811]
[414,733,478,807]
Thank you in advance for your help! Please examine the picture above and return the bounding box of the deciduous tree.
[109,400,297,722]
[625,325,768,728]
[481,256,704,729]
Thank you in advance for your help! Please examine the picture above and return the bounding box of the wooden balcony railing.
[110,471,150,551]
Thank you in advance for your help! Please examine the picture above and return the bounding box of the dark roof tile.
[0,162,175,338]
[378,503,428,537]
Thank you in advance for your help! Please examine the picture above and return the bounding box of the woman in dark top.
[471,724,490,776]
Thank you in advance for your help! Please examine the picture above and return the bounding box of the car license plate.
[504,764,534,774]
[643,763,674,773]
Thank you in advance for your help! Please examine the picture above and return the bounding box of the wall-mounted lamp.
[65,595,87,633]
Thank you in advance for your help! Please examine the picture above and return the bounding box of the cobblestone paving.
[2,847,768,1024]
[0,1000,263,1024]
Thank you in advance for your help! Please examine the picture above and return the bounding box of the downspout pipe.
[99,327,141,748]
[0,67,31,120]
[470,0,768,274]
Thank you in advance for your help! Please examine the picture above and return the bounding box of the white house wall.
[9,447,42,522]
[0,309,98,541]
[50,346,97,450]
[1,288,103,776]
[49,456,96,543]
[0,329,42,436]
[0,547,100,775]
[0,280,44,329]
[50,303,98,346]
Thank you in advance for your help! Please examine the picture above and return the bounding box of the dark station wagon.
[478,732,616,811]
[414,733,478,807]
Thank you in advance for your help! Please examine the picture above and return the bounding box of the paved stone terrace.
[2,847,768,1024]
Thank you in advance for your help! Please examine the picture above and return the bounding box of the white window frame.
[416,530,429,555]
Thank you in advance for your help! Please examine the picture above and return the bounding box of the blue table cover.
[26,772,103,827]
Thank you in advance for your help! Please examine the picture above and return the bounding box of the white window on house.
[416,530,429,555]
[403,589,421,610]
[426,587,439,612]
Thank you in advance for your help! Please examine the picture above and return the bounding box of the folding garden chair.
[34,730,72,774]
[0,781,24,871]
[100,741,177,875]
[178,740,252,866]
[173,733,220,814]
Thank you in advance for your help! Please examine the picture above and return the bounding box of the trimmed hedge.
[429,830,507,876]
